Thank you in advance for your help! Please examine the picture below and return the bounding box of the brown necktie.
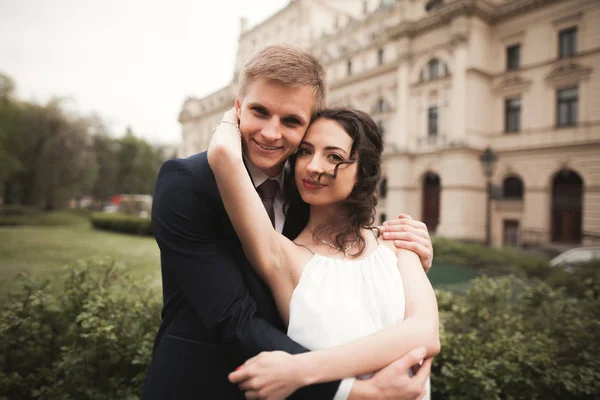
[257,179,278,227]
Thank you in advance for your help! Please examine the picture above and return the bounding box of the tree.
[91,134,119,203]
[32,101,98,209]
[0,73,15,100]
[114,128,161,195]
[0,75,22,196]
[1,95,97,209]
[0,74,170,209]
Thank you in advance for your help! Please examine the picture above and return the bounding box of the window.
[503,176,524,199]
[378,48,384,66]
[375,98,390,114]
[380,179,388,199]
[559,27,577,59]
[505,97,521,133]
[421,58,448,82]
[428,59,441,79]
[428,107,438,136]
[506,44,520,71]
[556,87,578,127]
[347,60,352,76]
[379,213,388,225]
[377,120,385,137]
[425,0,443,12]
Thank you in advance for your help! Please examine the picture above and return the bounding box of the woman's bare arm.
[207,110,297,299]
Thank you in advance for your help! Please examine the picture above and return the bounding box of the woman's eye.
[328,154,344,162]
[297,148,311,156]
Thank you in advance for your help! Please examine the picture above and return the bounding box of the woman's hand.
[228,351,311,400]
[208,107,242,166]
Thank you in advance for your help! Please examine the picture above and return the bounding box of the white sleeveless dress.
[287,244,430,399]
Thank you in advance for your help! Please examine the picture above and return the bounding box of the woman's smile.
[302,178,327,190]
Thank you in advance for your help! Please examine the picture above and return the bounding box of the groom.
[142,45,435,400]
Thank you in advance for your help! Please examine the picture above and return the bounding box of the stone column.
[450,41,467,143]
[435,150,487,242]
[394,57,410,151]
[384,154,418,218]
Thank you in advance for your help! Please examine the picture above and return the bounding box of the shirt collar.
[243,155,286,193]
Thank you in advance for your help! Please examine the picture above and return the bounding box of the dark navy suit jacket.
[141,152,341,399]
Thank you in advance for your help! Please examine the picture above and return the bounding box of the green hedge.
[0,259,160,399]
[90,213,152,236]
[433,272,600,399]
[1,260,598,399]
[0,209,88,227]
[0,205,41,217]
[432,237,551,278]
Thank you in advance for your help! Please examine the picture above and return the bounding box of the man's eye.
[285,119,301,126]
[252,107,267,115]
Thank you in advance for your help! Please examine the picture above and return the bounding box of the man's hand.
[380,214,433,272]
[350,348,431,400]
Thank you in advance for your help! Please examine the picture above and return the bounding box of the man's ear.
[234,95,243,121]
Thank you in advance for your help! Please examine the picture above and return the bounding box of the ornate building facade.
[179,0,600,248]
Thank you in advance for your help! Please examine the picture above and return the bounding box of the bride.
[208,107,439,399]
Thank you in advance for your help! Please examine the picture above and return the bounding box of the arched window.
[503,176,524,199]
[425,0,444,13]
[421,58,449,82]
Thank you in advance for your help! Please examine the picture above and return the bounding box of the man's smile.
[252,139,284,152]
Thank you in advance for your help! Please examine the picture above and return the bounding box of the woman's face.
[294,118,358,206]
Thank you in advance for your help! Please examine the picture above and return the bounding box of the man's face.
[235,77,316,177]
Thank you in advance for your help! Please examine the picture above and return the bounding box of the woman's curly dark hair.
[284,107,383,256]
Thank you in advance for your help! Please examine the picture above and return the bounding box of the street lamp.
[479,147,497,246]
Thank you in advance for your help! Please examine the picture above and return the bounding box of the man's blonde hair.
[238,44,327,113]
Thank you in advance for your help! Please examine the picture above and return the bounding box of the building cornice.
[329,61,399,90]
[314,1,401,50]
[239,1,298,38]
[388,0,493,40]
[386,0,565,40]
[492,0,563,23]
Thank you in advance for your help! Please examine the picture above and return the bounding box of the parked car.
[102,204,118,213]
[549,247,600,270]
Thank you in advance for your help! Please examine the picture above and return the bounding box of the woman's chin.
[298,191,316,205]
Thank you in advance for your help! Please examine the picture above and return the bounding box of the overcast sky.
[0,0,289,145]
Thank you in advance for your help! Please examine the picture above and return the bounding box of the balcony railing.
[416,134,448,149]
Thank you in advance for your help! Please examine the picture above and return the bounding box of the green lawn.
[428,262,478,292]
[0,214,478,294]
[0,217,161,293]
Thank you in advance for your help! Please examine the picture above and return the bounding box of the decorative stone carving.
[494,73,533,96]
[545,60,592,86]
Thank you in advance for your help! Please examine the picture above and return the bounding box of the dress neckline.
[310,244,393,264]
